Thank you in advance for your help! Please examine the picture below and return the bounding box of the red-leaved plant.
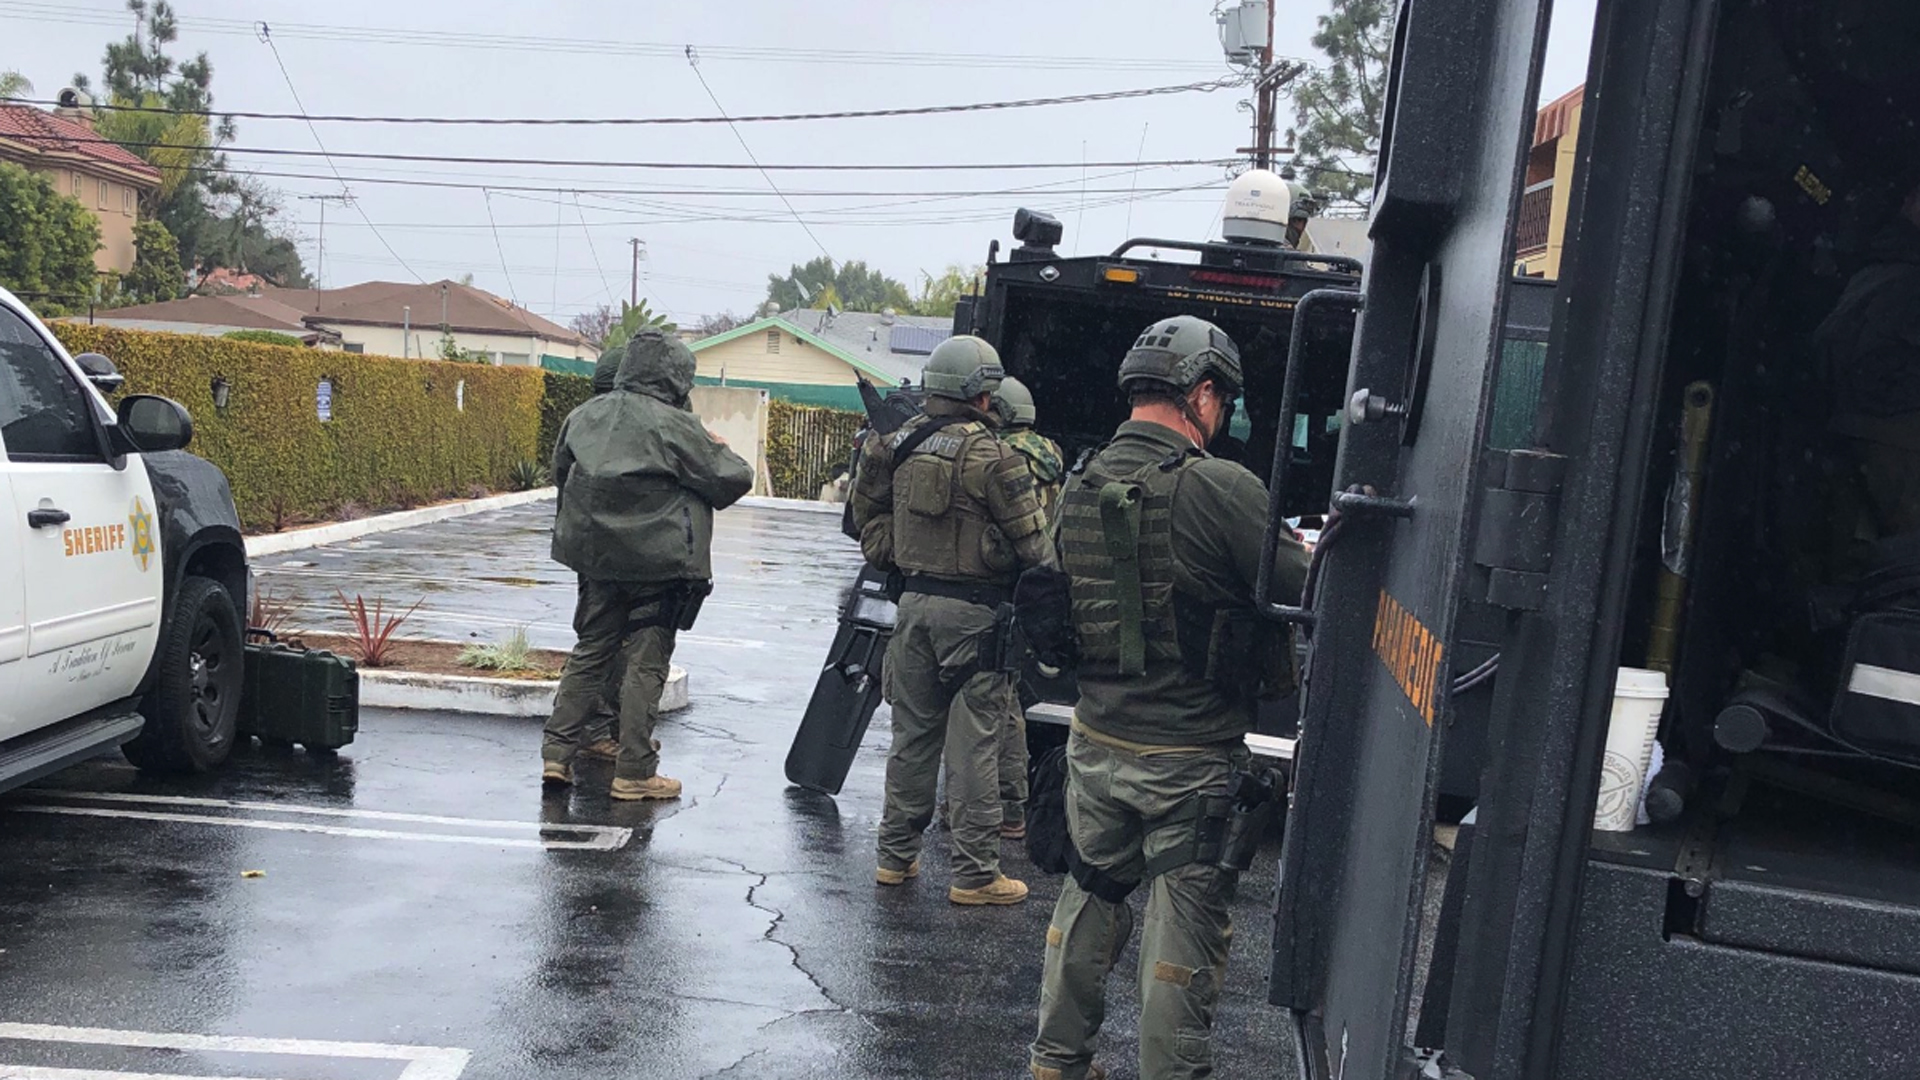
[335,591,423,668]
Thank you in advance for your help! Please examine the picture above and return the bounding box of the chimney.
[53,88,95,132]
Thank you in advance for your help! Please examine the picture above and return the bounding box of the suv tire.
[124,575,243,773]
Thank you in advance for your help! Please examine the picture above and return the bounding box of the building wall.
[1515,100,1583,280]
[689,385,770,497]
[315,322,597,366]
[31,164,142,275]
[693,327,855,386]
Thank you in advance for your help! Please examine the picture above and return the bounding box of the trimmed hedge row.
[539,370,594,468]
[54,324,545,532]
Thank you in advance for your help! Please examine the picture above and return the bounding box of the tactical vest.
[1058,447,1194,674]
[1060,444,1293,702]
[889,416,1007,581]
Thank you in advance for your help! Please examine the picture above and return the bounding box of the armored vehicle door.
[1264,0,1553,1077]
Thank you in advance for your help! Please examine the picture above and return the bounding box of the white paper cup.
[1594,666,1668,832]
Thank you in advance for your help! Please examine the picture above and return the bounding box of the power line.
[0,1,1260,72]
[13,76,1251,127]
[256,22,422,283]
[686,46,830,259]
[480,189,519,304]
[9,132,1239,173]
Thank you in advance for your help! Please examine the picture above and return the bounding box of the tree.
[1287,0,1394,208]
[117,218,182,304]
[911,264,984,318]
[569,304,615,347]
[80,1,307,285]
[0,71,30,100]
[0,163,102,314]
[599,299,677,356]
[764,257,912,314]
[695,310,748,337]
[437,331,490,364]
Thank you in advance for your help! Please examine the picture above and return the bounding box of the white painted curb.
[731,495,842,516]
[360,664,689,718]
[246,488,556,558]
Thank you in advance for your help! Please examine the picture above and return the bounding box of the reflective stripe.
[1847,662,1920,707]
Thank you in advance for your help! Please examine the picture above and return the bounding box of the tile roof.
[274,280,591,348]
[0,104,160,182]
[94,293,322,335]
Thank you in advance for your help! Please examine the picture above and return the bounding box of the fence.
[766,400,862,500]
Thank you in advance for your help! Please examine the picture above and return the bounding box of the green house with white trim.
[690,310,951,411]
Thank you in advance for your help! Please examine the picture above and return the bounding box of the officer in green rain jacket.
[542,330,754,801]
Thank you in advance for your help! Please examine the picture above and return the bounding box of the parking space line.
[0,1024,469,1080]
[0,1060,288,1068]
[9,793,631,851]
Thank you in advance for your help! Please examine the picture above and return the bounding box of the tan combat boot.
[875,859,921,886]
[610,774,683,801]
[541,760,571,788]
[949,874,1029,906]
[579,738,620,762]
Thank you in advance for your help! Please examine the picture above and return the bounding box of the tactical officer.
[850,335,1056,905]
[543,330,754,800]
[575,348,626,765]
[989,375,1065,840]
[1030,316,1309,1080]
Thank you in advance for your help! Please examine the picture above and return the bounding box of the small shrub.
[334,501,368,522]
[248,583,301,638]
[457,626,535,672]
[465,482,489,500]
[508,458,550,491]
[335,591,422,668]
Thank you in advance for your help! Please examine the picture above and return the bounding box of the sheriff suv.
[0,286,249,794]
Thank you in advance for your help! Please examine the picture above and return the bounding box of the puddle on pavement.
[477,576,542,588]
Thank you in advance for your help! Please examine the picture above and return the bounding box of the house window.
[499,352,528,366]
[343,343,365,354]
[766,329,780,354]
[97,180,109,210]
[122,188,133,215]
[70,172,81,198]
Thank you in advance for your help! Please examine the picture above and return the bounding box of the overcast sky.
[11,0,1597,327]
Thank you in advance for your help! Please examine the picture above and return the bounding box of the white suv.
[0,286,249,793]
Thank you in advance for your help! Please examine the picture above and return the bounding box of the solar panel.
[889,325,952,356]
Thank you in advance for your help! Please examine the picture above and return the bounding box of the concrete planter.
[360,665,689,718]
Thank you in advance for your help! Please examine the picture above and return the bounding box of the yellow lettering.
[62,530,73,557]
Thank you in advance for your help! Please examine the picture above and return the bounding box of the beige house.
[0,96,160,276]
[692,309,952,410]
[94,279,598,368]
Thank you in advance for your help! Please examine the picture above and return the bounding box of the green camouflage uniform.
[993,425,1065,827]
[543,332,754,782]
[850,396,1055,889]
[1031,419,1308,1080]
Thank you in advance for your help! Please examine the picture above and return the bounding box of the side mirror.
[115,394,194,454]
[74,352,126,394]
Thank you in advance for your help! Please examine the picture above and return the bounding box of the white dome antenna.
[1221,168,1292,246]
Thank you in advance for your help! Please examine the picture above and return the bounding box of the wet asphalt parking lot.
[0,501,1293,1079]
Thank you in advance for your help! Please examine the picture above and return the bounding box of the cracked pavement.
[0,501,1292,1079]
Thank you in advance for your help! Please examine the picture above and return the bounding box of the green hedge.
[539,370,594,469]
[54,324,545,532]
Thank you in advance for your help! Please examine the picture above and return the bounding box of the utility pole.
[1225,1,1304,169]
[628,237,646,309]
[1256,0,1275,169]
[297,192,353,308]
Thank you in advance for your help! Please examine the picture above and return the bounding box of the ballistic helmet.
[1116,315,1243,397]
[992,375,1037,428]
[921,335,1005,401]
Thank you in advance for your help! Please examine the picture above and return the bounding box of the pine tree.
[1288,0,1394,209]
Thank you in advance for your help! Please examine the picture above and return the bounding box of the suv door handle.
[27,508,70,529]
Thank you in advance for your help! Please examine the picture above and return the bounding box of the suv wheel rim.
[189,614,230,743]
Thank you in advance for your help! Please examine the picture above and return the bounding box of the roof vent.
[880,307,897,324]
